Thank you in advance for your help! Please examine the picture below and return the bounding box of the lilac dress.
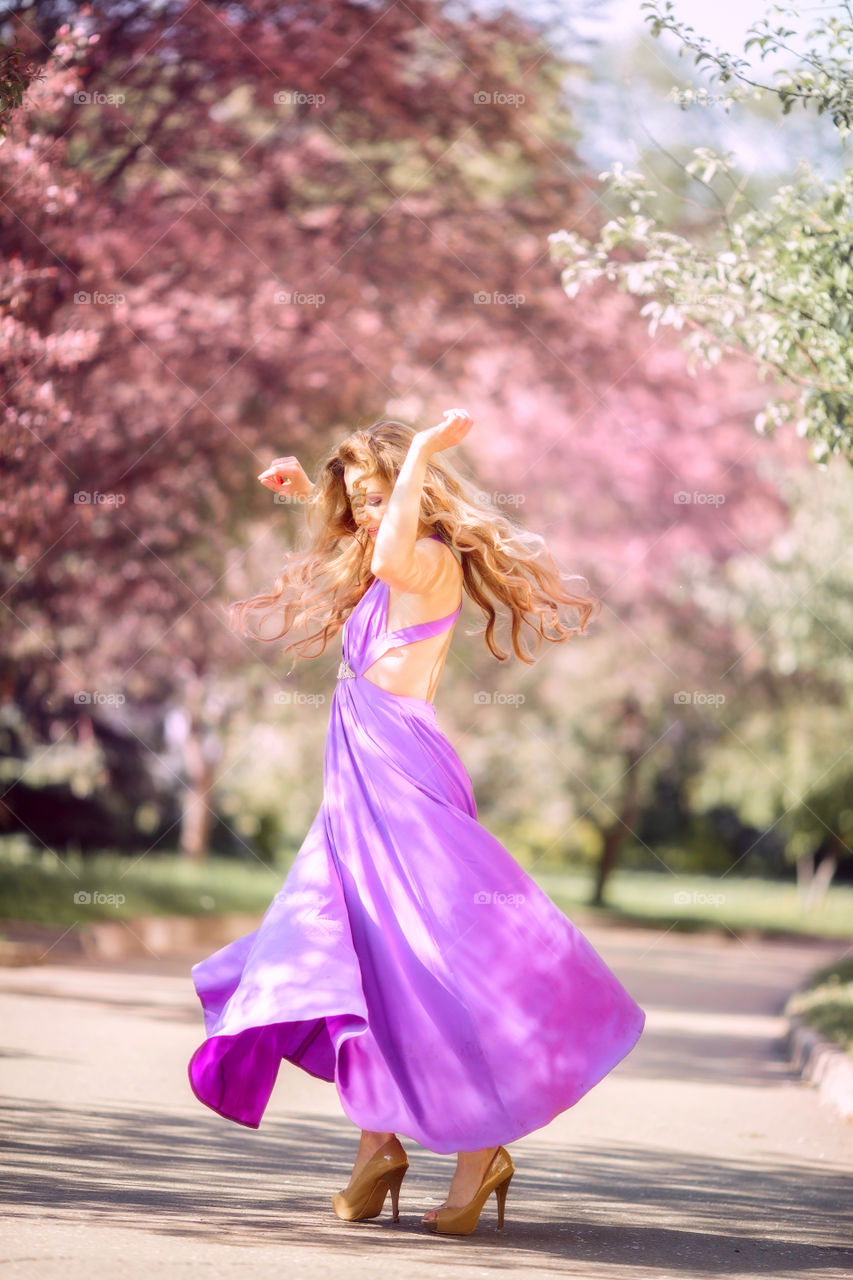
[188,534,645,1153]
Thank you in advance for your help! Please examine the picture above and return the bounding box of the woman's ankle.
[358,1129,396,1150]
[455,1145,498,1170]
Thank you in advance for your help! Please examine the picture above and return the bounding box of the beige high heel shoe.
[424,1146,514,1235]
[331,1136,409,1223]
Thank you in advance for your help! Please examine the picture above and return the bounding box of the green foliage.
[0,43,41,136]
[786,956,853,1056]
[643,0,853,131]
[680,458,853,868]
[536,867,853,938]
[0,837,290,924]
[487,813,604,873]
[214,689,329,859]
[641,828,733,876]
[0,703,108,796]
[0,0,612,863]
[3,839,851,941]
[549,2,853,465]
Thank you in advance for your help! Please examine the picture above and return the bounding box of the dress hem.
[187,1007,646,1151]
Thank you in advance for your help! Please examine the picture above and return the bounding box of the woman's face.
[344,465,393,540]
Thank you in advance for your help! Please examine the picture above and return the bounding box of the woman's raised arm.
[257,455,316,501]
[371,408,472,588]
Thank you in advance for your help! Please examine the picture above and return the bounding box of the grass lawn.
[0,840,851,941]
[0,841,286,927]
[535,868,853,940]
[785,955,853,1059]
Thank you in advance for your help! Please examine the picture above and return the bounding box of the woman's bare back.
[362,540,463,703]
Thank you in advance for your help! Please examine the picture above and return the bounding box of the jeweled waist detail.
[337,657,357,680]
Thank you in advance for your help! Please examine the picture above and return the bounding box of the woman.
[187,410,645,1236]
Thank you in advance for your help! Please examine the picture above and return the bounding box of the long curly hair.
[230,419,600,670]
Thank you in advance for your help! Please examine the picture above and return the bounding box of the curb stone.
[0,912,262,965]
[786,1012,853,1122]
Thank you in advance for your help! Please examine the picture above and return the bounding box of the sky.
[562,0,842,176]
[578,0,795,56]
[464,0,805,62]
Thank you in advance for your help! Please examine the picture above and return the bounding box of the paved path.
[1,922,851,1279]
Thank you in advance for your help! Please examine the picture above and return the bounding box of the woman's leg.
[422,1146,500,1223]
[345,1128,399,1187]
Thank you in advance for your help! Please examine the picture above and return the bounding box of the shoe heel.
[494,1172,512,1229]
[383,1164,408,1222]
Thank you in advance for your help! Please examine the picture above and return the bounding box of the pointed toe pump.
[425,1146,514,1235]
[331,1137,409,1223]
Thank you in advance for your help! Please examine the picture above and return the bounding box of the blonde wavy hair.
[230,419,600,669]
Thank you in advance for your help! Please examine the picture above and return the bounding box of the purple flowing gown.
[188,535,645,1154]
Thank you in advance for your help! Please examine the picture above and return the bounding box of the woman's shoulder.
[418,531,460,563]
[419,533,463,585]
[378,534,462,614]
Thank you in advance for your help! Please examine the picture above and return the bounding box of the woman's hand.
[257,456,315,500]
[415,407,474,457]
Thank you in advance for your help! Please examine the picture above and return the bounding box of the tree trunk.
[796,852,814,907]
[179,721,217,862]
[803,843,840,910]
[797,838,842,911]
[592,825,627,907]
[590,696,645,907]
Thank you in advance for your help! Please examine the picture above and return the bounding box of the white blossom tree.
[549,1,853,466]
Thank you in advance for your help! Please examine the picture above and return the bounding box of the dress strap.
[357,580,462,675]
[383,601,462,646]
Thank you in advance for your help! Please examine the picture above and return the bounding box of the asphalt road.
[1,922,851,1279]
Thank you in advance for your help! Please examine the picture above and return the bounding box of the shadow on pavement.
[1,1101,851,1275]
